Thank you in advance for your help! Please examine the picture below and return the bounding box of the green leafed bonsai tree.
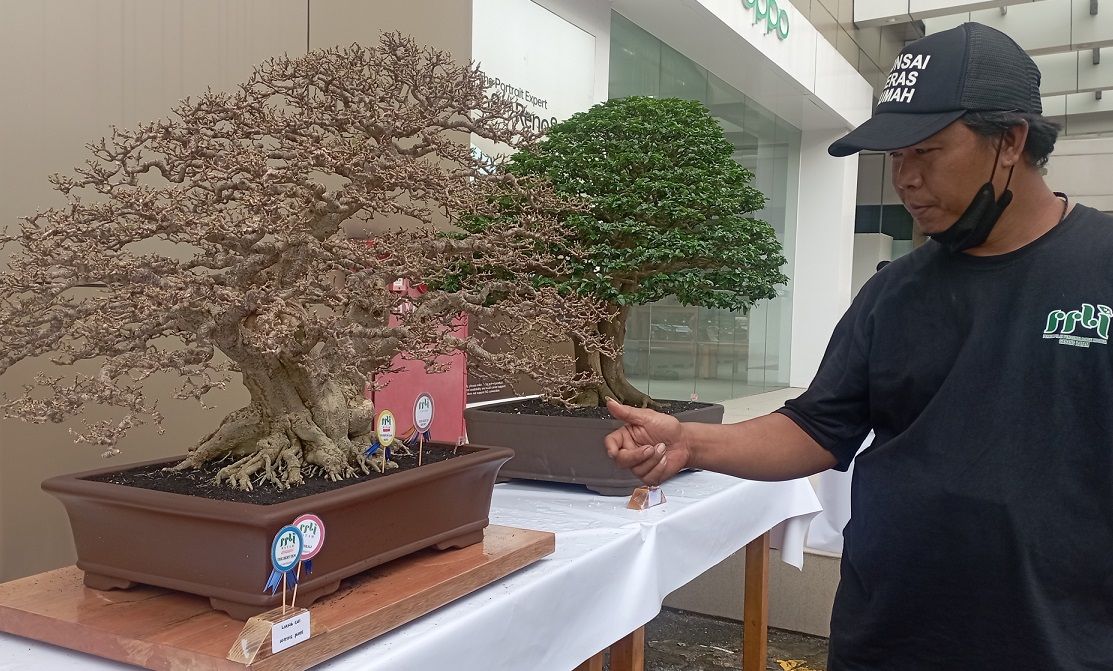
[0,32,611,490]
[463,96,788,408]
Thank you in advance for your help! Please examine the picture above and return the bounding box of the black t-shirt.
[779,204,1113,670]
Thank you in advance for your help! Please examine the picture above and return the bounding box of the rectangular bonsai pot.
[41,443,513,620]
[464,401,723,496]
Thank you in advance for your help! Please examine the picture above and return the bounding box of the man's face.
[888,121,999,235]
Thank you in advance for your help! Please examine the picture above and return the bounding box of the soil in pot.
[88,443,464,505]
[476,397,710,420]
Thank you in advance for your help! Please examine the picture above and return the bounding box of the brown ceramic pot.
[464,402,724,495]
[42,443,512,619]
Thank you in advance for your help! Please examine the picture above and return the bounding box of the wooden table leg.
[609,625,645,671]
[573,651,604,671]
[743,531,771,671]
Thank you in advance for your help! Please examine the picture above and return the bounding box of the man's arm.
[605,399,837,485]
[684,412,838,480]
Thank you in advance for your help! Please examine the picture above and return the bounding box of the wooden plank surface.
[742,531,771,671]
[609,625,645,671]
[573,651,604,671]
[0,525,553,671]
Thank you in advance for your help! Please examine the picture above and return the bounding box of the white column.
[852,233,894,297]
[789,130,859,388]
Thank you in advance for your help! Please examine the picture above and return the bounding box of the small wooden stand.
[228,606,317,664]
[627,485,666,510]
[0,525,552,670]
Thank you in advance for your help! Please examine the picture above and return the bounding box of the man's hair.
[962,111,1061,168]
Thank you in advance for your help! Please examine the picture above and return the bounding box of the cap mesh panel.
[960,25,1042,114]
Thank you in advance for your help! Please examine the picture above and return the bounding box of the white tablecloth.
[0,471,821,671]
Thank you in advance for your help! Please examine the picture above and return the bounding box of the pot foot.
[83,572,136,591]
[210,597,267,621]
[433,530,483,550]
[209,578,343,620]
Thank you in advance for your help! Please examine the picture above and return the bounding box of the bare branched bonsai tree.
[0,33,611,490]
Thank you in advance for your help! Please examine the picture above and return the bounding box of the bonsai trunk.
[573,306,656,408]
[168,356,382,490]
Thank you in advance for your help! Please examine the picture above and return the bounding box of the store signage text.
[482,73,559,133]
[742,0,789,40]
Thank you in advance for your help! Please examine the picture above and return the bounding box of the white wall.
[1045,136,1113,212]
[531,0,611,105]
[310,0,471,55]
[0,0,307,582]
[852,233,894,296]
[790,130,859,387]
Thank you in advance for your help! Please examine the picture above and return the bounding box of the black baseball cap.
[829,22,1042,157]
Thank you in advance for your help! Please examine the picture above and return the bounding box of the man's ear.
[1001,121,1029,168]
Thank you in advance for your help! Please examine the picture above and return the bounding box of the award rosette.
[292,513,326,575]
[412,392,434,443]
[264,525,304,594]
[364,409,396,459]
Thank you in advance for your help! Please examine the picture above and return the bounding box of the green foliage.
[469,96,788,312]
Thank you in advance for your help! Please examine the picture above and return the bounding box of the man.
[605,23,1113,670]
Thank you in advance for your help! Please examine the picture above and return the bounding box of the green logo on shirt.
[1043,303,1112,347]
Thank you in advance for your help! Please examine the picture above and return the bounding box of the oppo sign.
[742,0,790,40]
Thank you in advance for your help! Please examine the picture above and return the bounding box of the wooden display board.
[0,525,553,671]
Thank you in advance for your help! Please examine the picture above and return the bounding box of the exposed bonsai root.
[382,458,400,473]
[166,405,264,472]
[215,452,269,490]
[214,426,292,490]
[601,359,658,409]
[168,400,382,490]
[573,386,606,407]
[575,383,659,409]
[289,412,355,483]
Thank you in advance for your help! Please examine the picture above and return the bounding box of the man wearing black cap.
[605,22,1113,669]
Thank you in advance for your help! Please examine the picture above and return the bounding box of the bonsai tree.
[463,96,788,407]
[0,33,610,490]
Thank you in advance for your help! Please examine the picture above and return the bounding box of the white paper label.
[647,487,665,507]
[271,612,311,653]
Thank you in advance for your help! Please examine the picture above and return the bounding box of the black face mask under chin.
[928,138,1014,253]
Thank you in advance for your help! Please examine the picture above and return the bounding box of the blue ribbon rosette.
[264,524,304,595]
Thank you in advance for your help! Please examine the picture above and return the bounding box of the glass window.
[608,13,660,99]
[611,12,800,402]
[659,42,707,102]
